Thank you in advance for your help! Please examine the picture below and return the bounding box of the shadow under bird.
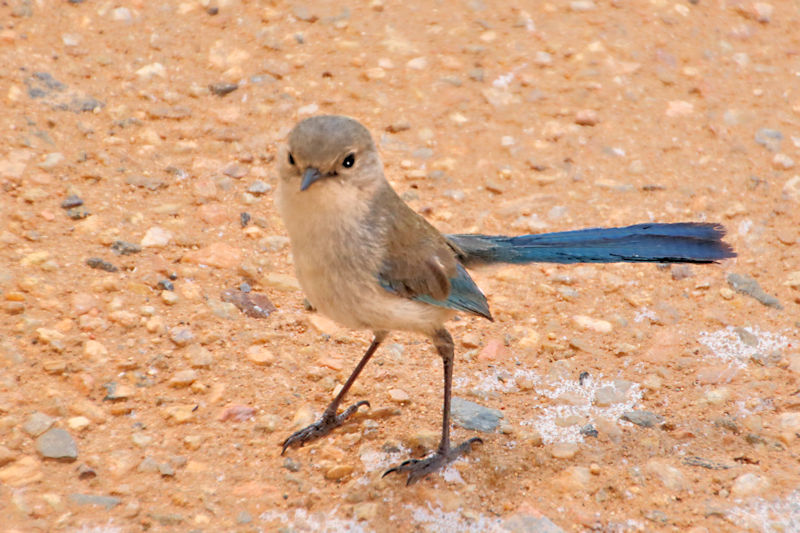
[275,115,736,484]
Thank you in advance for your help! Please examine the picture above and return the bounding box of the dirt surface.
[1,1,800,531]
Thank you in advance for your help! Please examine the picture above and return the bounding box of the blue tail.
[447,223,735,266]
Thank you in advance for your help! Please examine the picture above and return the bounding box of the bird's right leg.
[281,331,386,454]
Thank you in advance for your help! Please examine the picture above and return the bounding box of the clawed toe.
[281,401,371,454]
[383,437,483,485]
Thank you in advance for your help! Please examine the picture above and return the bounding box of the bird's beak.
[300,167,323,191]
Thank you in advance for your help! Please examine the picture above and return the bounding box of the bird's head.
[281,115,382,192]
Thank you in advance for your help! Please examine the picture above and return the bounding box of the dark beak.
[300,167,323,191]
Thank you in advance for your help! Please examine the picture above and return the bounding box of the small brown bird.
[276,115,735,484]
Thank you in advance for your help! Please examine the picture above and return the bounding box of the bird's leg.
[383,328,482,484]
[282,331,386,454]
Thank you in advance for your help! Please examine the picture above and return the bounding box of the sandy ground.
[1,0,800,531]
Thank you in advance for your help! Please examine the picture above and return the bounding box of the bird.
[276,114,735,485]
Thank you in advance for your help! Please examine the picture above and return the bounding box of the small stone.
[773,153,795,170]
[450,397,503,432]
[188,345,214,368]
[406,57,427,70]
[727,273,782,309]
[573,315,612,333]
[731,473,770,498]
[403,430,440,451]
[163,405,197,424]
[755,128,782,151]
[68,493,120,509]
[141,226,173,247]
[67,417,91,432]
[209,82,238,96]
[262,273,301,291]
[645,460,687,491]
[570,0,596,11]
[783,175,800,202]
[86,257,118,272]
[247,180,271,195]
[325,464,354,480]
[161,291,179,305]
[594,386,626,407]
[111,240,142,255]
[621,410,664,428]
[236,511,253,525]
[169,327,195,347]
[575,109,599,126]
[550,442,579,459]
[219,404,256,422]
[22,412,56,437]
[461,333,481,348]
[182,242,241,269]
[61,195,83,209]
[169,370,197,388]
[246,346,275,366]
[282,457,301,472]
[388,388,410,404]
[36,428,78,462]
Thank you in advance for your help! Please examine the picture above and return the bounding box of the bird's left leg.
[383,328,482,484]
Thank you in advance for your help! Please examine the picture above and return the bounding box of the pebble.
[86,257,118,272]
[246,345,275,366]
[754,128,782,151]
[570,0,596,11]
[324,464,354,480]
[67,416,90,432]
[111,240,142,255]
[592,385,623,407]
[169,370,197,388]
[450,397,503,432]
[731,473,770,498]
[182,242,241,269]
[388,388,410,403]
[403,430,440,451]
[209,82,238,96]
[247,180,271,195]
[575,109,599,126]
[573,315,613,333]
[621,410,664,428]
[645,459,687,491]
[169,326,195,347]
[22,412,56,437]
[36,428,78,462]
[262,273,301,291]
[163,405,197,424]
[219,405,255,423]
[784,175,800,202]
[550,442,579,459]
[161,291,179,305]
[68,493,121,509]
[594,417,622,443]
[353,502,379,521]
[773,153,794,169]
[61,194,83,208]
[727,272,782,309]
[461,333,481,348]
[188,345,214,368]
[141,226,173,247]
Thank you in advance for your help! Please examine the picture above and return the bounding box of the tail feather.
[448,223,736,266]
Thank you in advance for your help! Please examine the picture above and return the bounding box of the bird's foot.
[382,437,483,485]
[281,401,370,454]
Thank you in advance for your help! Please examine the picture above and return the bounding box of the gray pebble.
[86,257,118,272]
[727,272,783,309]
[283,457,301,472]
[247,180,271,195]
[620,410,664,428]
[237,511,253,525]
[23,412,56,437]
[450,397,503,432]
[68,494,120,509]
[61,194,83,208]
[754,128,783,151]
[111,240,141,256]
[36,428,78,461]
[209,82,238,97]
[66,207,91,220]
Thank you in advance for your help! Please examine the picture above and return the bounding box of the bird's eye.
[342,153,355,168]
[288,152,295,166]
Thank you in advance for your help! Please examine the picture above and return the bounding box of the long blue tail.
[447,223,736,266]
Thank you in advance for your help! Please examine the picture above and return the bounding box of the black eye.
[342,153,355,168]
[288,152,295,166]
